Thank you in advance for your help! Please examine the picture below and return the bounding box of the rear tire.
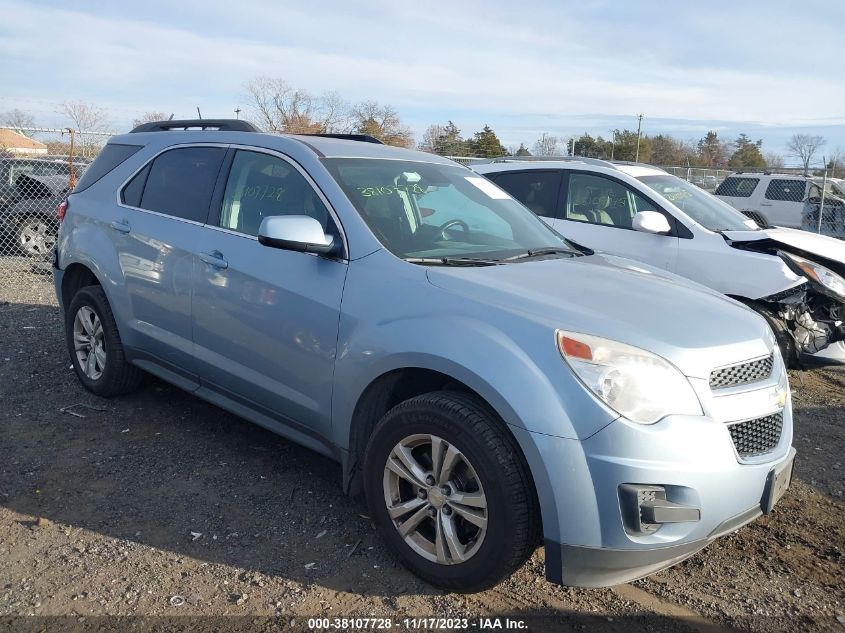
[66,285,143,397]
[363,390,540,593]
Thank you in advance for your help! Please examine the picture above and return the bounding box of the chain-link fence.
[660,166,730,192]
[0,151,90,286]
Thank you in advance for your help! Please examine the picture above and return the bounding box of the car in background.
[714,172,814,228]
[802,178,845,239]
[0,157,87,258]
[474,159,845,367]
[54,120,795,591]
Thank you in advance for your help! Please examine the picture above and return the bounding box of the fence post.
[817,168,827,235]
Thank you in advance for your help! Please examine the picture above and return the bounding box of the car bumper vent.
[728,411,784,458]
[710,354,774,390]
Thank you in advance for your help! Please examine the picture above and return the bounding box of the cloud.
[1,0,844,158]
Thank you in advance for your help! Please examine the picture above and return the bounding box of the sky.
[1,0,843,165]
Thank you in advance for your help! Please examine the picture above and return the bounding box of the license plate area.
[762,450,795,514]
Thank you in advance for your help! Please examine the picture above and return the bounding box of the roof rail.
[474,155,618,169]
[301,133,383,144]
[611,161,668,173]
[130,119,259,133]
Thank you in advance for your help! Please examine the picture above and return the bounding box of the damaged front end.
[727,233,845,364]
[758,279,844,358]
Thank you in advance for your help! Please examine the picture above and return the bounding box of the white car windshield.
[324,158,580,262]
[638,174,759,232]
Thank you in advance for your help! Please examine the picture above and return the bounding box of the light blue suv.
[53,120,795,592]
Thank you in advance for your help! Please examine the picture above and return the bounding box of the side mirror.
[258,215,336,255]
[632,211,671,235]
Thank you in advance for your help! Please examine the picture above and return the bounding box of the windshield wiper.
[503,247,579,261]
[405,257,502,267]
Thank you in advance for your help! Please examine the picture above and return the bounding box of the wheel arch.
[341,365,548,544]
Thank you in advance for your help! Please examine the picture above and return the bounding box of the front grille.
[709,354,774,390]
[728,411,783,458]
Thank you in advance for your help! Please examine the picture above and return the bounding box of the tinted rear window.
[489,170,562,218]
[138,147,226,222]
[74,144,142,192]
[714,177,760,198]
[764,179,806,202]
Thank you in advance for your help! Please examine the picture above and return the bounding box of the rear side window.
[489,171,562,218]
[714,177,759,198]
[138,147,226,222]
[764,179,806,202]
[74,144,142,192]
[121,164,150,207]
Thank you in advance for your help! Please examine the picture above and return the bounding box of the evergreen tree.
[728,134,766,170]
[469,125,506,158]
[696,131,728,168]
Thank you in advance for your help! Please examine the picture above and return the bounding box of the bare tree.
[132,111,170,128]
[1,109,36,136]
[764,152,785,170]
[787,134,826,175]
[351,101,413,147]
[58,101,110,158]
[532,132,561,156]
[245,77,351,134]
[418,124,446,153]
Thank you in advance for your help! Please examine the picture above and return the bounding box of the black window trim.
[74,143,144,193]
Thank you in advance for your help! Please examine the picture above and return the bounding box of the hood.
[426,254,772,379]
[722,227,845,273]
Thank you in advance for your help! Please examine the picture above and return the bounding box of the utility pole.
[234,107,241,120]
[635,113,644,162]
[570,137,575,156]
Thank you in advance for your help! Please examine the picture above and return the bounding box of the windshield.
[323,158,575,261]
[638,174,759,232]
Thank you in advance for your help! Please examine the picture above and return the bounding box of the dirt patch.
[1,276,843,632]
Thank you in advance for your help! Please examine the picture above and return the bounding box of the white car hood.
[721,228,845,266]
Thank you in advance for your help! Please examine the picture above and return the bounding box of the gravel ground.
[1,267,843,633]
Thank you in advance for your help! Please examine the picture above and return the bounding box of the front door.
[551,172,680,272]
[192,149,347,439]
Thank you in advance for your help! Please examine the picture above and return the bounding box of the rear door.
[116,144,227,384]
[191,148,347,440]
[714,176,762,220]
[760,178,807,228]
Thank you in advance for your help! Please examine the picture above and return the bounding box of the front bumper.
[513,372,795,587]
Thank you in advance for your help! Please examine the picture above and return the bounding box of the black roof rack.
[301,133,383,144]
[130,119,259,133]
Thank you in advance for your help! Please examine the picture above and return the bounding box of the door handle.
[759,202,773,207]
[109,220,131,234]
[199,251,228,270]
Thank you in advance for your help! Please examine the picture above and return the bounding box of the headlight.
[781,253,845,301]
[556,330,703,424]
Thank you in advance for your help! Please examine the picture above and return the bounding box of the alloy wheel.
[73,306,106,380]
[19,220,56,258]
[382,433,488,565]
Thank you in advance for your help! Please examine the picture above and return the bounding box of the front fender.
[332,311,617,448]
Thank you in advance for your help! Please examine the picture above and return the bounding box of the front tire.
[363,391,540,592]
[66,285,142,397]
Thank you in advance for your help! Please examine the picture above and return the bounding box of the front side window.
[715,177,759,198]
[489,171,561,218]
[764,179,806,202]
[565,173,659,230]
[218,150,332,236]
[323,158,574,261]
[638,174,756,232]
[137,147,226,222]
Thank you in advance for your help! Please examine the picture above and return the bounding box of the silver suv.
[53,120,795,591]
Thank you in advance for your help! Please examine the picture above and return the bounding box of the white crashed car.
[473,159,845,367]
